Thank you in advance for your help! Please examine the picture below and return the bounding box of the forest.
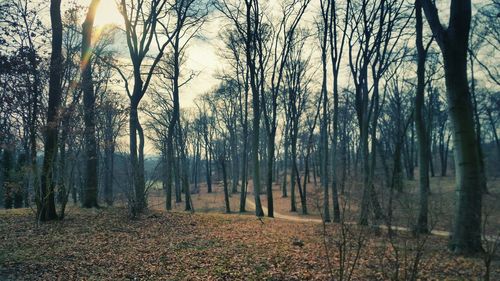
[0,0,499,280]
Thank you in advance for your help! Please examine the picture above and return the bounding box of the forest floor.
[0,206,498,280]
[150,175,500,236]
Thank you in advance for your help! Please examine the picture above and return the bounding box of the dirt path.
[245,198,323,223]
[244,198,500,241]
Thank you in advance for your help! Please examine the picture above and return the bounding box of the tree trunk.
[358,83,371,225]
[129,98,146,213]
[320,19,330,222]
[174,145,182,202]
[38,0,63,221]
[443,47,483,253]
[239,84,249,212]
[369,84,383,222]
[290,123,298,213]
[246,0,264,217]
[415,0,429,233]
[422,0,482,254]
[205,144,212,193]
[179,129,192,212]
[486,110,500,165]
[81,0,100,208]
[28,49,40,209]
[104,109,114,206]
[230,132,239,193]
[221,156,230,213]
[330,69,341,222]
[165,133,174,210]
[281,133,289,198]
[266,139,274,217]
[290,137,299,212]
[469,53,487,194]
[57,118,69,217]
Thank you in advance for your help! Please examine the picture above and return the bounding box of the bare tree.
[117,0,179,214]
[421,0,484,254]
[0,0,48,208]
[164,0,206,212]
[38,0,63,221]
[283,33,314,214]
[80,0,100,208]
[328,0,350,223]
[347,0,411,225]
[261,0,311,218]
[414,0,430,234]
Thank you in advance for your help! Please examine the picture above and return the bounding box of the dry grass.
[147,176,500,235]
[0,207,497,280]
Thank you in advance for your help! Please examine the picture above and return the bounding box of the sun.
[94,0,123,27]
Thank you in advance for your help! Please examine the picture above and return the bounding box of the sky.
[89,0,220,108]
[52,0,498,155]
[77,0,475,109]
[47,0,496,111]
[81,0,222,154]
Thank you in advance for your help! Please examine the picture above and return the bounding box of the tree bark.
[104,105,115,206]
[81,0,100,208]
[469,52,488,194]
[422,0,483,254]
[415,0,429,233]
[319,1,330,222]
[246,0,264,217]
[221,154,231,213]
[38,0,63,221]
[281,130,289,198]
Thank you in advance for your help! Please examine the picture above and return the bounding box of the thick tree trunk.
[81,0,100,208]
[129,98,146,213]
[245,0,264,217]
[444,47,483,254]
[421,0,483,254]
[38,0,63,221]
